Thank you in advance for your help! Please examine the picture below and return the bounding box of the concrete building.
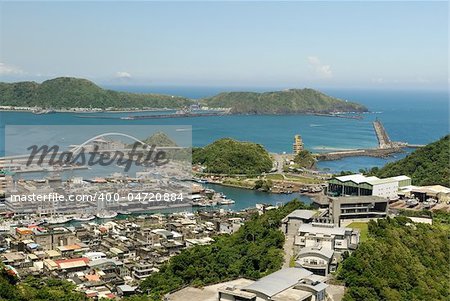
[294,223,359,275]
[295,223,359,251]
[218,217,243,235]
[281,209,317,235]
[399,185,450,203]
[329,196,389,226]
[218,267,327,301]
[32,227,78,250]
[295,247,334,277]
[132,262,155,280]
[328,174,411,199]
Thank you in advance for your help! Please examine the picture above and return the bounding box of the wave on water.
[309,124,325,127]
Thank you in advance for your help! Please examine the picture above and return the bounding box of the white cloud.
[115,71,132,79]
[307,56,332,79]
[0,62,24,75]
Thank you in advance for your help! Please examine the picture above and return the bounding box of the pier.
[373,119,392,148]
[316,119,419,161]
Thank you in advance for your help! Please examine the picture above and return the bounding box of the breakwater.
[315,119,418,161]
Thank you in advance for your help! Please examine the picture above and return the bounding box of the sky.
[0,1,448,90]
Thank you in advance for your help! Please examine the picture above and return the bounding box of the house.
[294,223,359,275]
[132,262,155,280]
[32,227,78,250]
[217,218,243,235]
[84,251,107,261]
[117,284,137,297]
[43,257,89,274]
[295,247,335,276]
[295,223,359,252]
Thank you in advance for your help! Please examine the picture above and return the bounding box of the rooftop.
[334,174,379,184]
[272,287,312,301]
[330,195,388,204]
[285,210,317,221]
[243,268,312,298]
[297,246,334,259]
[333,174,410,186]
[298,223,350,236]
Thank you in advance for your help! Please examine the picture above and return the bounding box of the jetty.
[373,119,393,148]
[316,119,421,161]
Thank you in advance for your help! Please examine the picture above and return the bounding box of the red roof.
[54,257,89,268]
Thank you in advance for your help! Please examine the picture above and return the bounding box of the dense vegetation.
[0,77,191,109]
[0,270,86,301]
[338,217,450,301]
[1,78,368,115]
[201,89,367,114]
[397,209,450,227]
[293,150,316,169]
[128,132,178,148]
[139,200,311,300]
[192,138,273,175]
[369,135,449,186]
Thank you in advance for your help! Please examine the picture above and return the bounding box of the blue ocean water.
[0,88,448,173]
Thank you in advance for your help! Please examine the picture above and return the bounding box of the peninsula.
[201,89,368,114]
[0,77,368,114]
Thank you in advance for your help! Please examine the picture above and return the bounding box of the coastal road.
[271,153,294,174]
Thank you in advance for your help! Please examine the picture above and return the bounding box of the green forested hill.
[192,138,273,175]
[338,217,449,301]
[201,88,368,114]
[370,135,449,186]
[139,200,311,300]
[128,132,178,148]
[0,78,368,114]
[0,77,192,109]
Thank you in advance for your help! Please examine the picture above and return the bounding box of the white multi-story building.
[294,223,359,276]
[328,174,411,199]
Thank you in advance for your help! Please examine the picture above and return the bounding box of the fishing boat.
[193,178,208,184]
[46,215,73,225]
[96,211,118,219]
[217,199,235,205]
[73,214,96,221]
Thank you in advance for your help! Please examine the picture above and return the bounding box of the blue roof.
[27,243,39,249]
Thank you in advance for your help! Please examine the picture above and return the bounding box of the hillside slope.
[201,88,367,114]
[371,135,449,186]
[0,77,192,109]
[339,217,449,301]
[192,138,273,175]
